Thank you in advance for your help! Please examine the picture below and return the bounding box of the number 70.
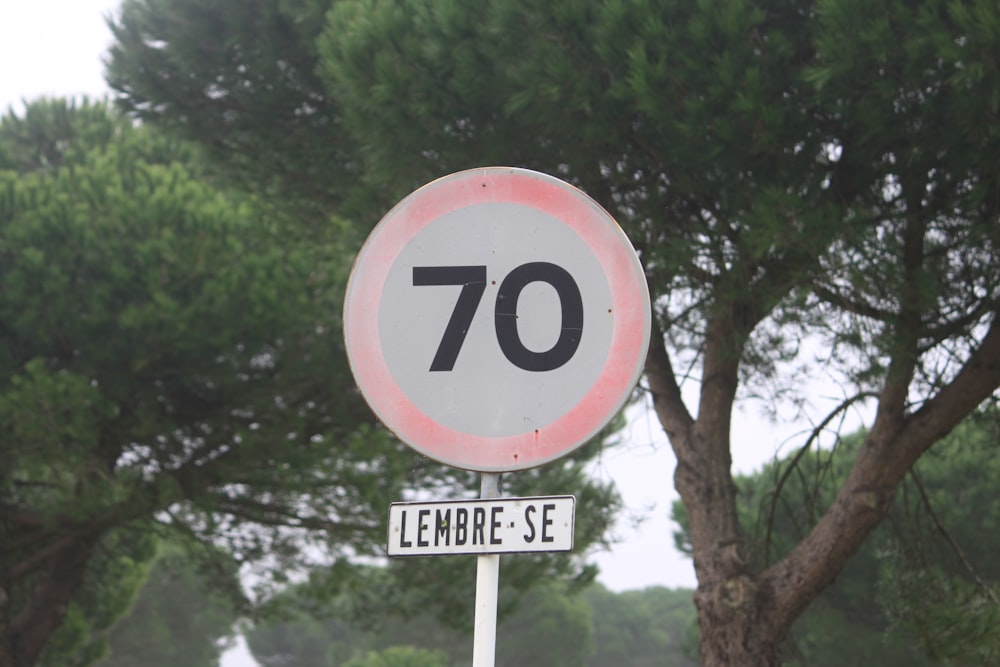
[413,262,584,373]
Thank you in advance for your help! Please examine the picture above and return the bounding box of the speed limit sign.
[344,167,650,472]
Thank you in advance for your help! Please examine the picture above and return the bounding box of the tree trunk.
[646,311,1000,666]
[695,584,783,667]
[1,534,99,667]
[0,585,12,667]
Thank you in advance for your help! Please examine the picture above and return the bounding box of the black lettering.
[455,508,468,545]
[399,510,413,548]
[490,507,504,545]
[416,509,431,547]
[472,507,486,545]
[523,505,537,543]
[541,503,556,543]
[495,262,583,371]
[434,508,450,546]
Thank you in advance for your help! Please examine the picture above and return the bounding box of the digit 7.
[412,266,487,371]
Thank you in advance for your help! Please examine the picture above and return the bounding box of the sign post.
[343,167,651,665]
[472,473,501,667]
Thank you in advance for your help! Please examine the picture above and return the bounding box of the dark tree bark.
[1,533,100,667]
[0,585,11,667]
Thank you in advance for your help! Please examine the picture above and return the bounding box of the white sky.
[0,0,117,112]
[0,1,874,664]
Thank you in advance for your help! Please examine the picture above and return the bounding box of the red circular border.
[344,168,650,471]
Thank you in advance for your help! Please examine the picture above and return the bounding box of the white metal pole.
[472,472,502,667]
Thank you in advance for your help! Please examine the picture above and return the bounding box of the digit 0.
[494,262,583,371]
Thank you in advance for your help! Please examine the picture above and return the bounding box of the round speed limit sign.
[344,168,650,472]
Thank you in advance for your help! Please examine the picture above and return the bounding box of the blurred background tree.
[674,410,1000,665]
[0,98,621,667]
[89,540,240,667]
[244,578,696,667]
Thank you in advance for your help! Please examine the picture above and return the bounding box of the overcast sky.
[0,0,117,112]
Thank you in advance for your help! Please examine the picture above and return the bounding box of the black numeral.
[412,266,487,371]
[414,262,583,372]
[495,262,583,371]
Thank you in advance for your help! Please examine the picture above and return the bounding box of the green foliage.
[0,97,354,665]
[90,540,240,667]
[674,413,1000,665]
[584,584,697,667]
[315,0,854,344]
[873,411,1000,666]
[244,574,464,667]
[0,97,622,666]
[495,582,594,667]
[246,579,695,667]
[108,0,1000,403]
[106,0,1000,662]
[343,647,449,667]
[879,565,1000,666]
[0,97,142,174]
[106,0,367,218]
[0,97,373,555]
[35,527,159,667]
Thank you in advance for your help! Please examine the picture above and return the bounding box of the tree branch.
[923,298,998,347]
[867,212,928,445]
[11,532,101,667]
[762,391,879,565]
[0,504,44,527]
[762,316,1000,632]
[212,498,378,534]
[643,318,695,453]
[812,282,895,321]
[8,536,82,580]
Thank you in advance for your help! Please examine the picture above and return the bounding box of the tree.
[105,0,366,220]
[494,582,594,667]
[244,575,467,667]
[584,584,697,667]
[870,413,1000,665]
[107,0,1000,664]
[245,578,699,667]
[247,614,345,667]
[90,541,240,667]
[342,647,449,667]
[0,98,619,667]
[673,412,1000,664]
[0,97,354,667]
[30,526,158,667]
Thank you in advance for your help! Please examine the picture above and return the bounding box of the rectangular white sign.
[387,496,575,557]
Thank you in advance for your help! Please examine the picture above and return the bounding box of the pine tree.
[107,1,1000,663]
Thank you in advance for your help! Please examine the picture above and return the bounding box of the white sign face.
[344,167,650,472]
[380,202,614,437]
[387,496,575,557]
